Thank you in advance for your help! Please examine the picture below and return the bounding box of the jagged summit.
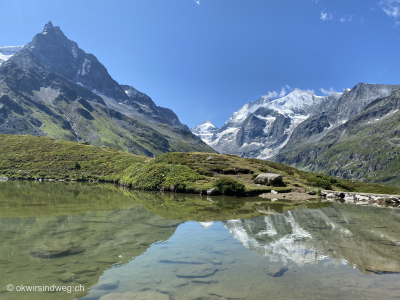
[43,21,53,30]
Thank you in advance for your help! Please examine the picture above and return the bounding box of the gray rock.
[207,188,216,195]
[0,177,9,181]
[255,173,283,184]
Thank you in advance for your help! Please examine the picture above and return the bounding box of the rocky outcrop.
[254,173,283,185]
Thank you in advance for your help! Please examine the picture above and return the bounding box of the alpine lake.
[0,181,399,300]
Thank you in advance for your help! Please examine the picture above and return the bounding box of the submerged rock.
[264,266,289,277]
[94,279,120,290]
[95,258,117,264]
[176,264,217,278]
[99,292,170,300]
[59,273,78,283]
[30,244,85,259]
[72,266,99,274]
[84,289,110,300]
[171,279,189,288]
[208,283,249,299]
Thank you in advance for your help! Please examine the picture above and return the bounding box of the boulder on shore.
[255,173,283,185]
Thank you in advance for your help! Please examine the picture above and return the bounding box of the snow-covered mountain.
[190,120,219,144]
[192,89,341,159]
[0,46,23,66]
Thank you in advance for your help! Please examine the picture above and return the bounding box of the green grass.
[1,134,400,196]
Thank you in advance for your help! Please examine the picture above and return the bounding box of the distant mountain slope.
[274,86,400,186]
[0,46,23,66]
[190,120,219,144]
[192,89,341,159]
[0,22,215,156]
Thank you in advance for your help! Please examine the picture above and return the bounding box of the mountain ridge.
[0,22,215,156]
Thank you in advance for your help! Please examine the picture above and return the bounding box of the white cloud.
[286,84,294,91]
[379,0,400,18]
[320,10,333,21]
[194,0,200,5]
[340,15,354,22]
[303,89,316,95]
[279,87,287,98]
[263,91,279,99]
[320,87,338,95]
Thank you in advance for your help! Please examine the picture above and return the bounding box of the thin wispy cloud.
[263,91,278,99]
[320,10,334,21]
[320,87,338,95]
[279,87,287,97]
[379,0,400,19]
[340,15,354,22]
[194,0,200,6]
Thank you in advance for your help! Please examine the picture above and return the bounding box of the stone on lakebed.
[99,292,170,300]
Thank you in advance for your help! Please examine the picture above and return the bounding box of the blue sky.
[1,0,400,128]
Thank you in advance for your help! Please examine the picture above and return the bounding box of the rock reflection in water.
[224,204,400,274]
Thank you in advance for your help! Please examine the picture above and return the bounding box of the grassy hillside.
[1,134,400,195]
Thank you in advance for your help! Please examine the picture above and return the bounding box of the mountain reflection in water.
[0,181,399,300]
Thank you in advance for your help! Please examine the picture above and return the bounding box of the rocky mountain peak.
[43,21,54,31]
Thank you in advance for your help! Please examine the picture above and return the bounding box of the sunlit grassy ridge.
[1,134,400,195]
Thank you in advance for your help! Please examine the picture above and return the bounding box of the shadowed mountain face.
[0,22,215,156]
[224,203,400,275]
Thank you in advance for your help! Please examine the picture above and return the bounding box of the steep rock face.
[0,22,215,156]
[193,90,341,159]
[236,114,267,147]
[274,83,400,185]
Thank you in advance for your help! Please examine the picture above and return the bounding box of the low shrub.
[213,177,245,196]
